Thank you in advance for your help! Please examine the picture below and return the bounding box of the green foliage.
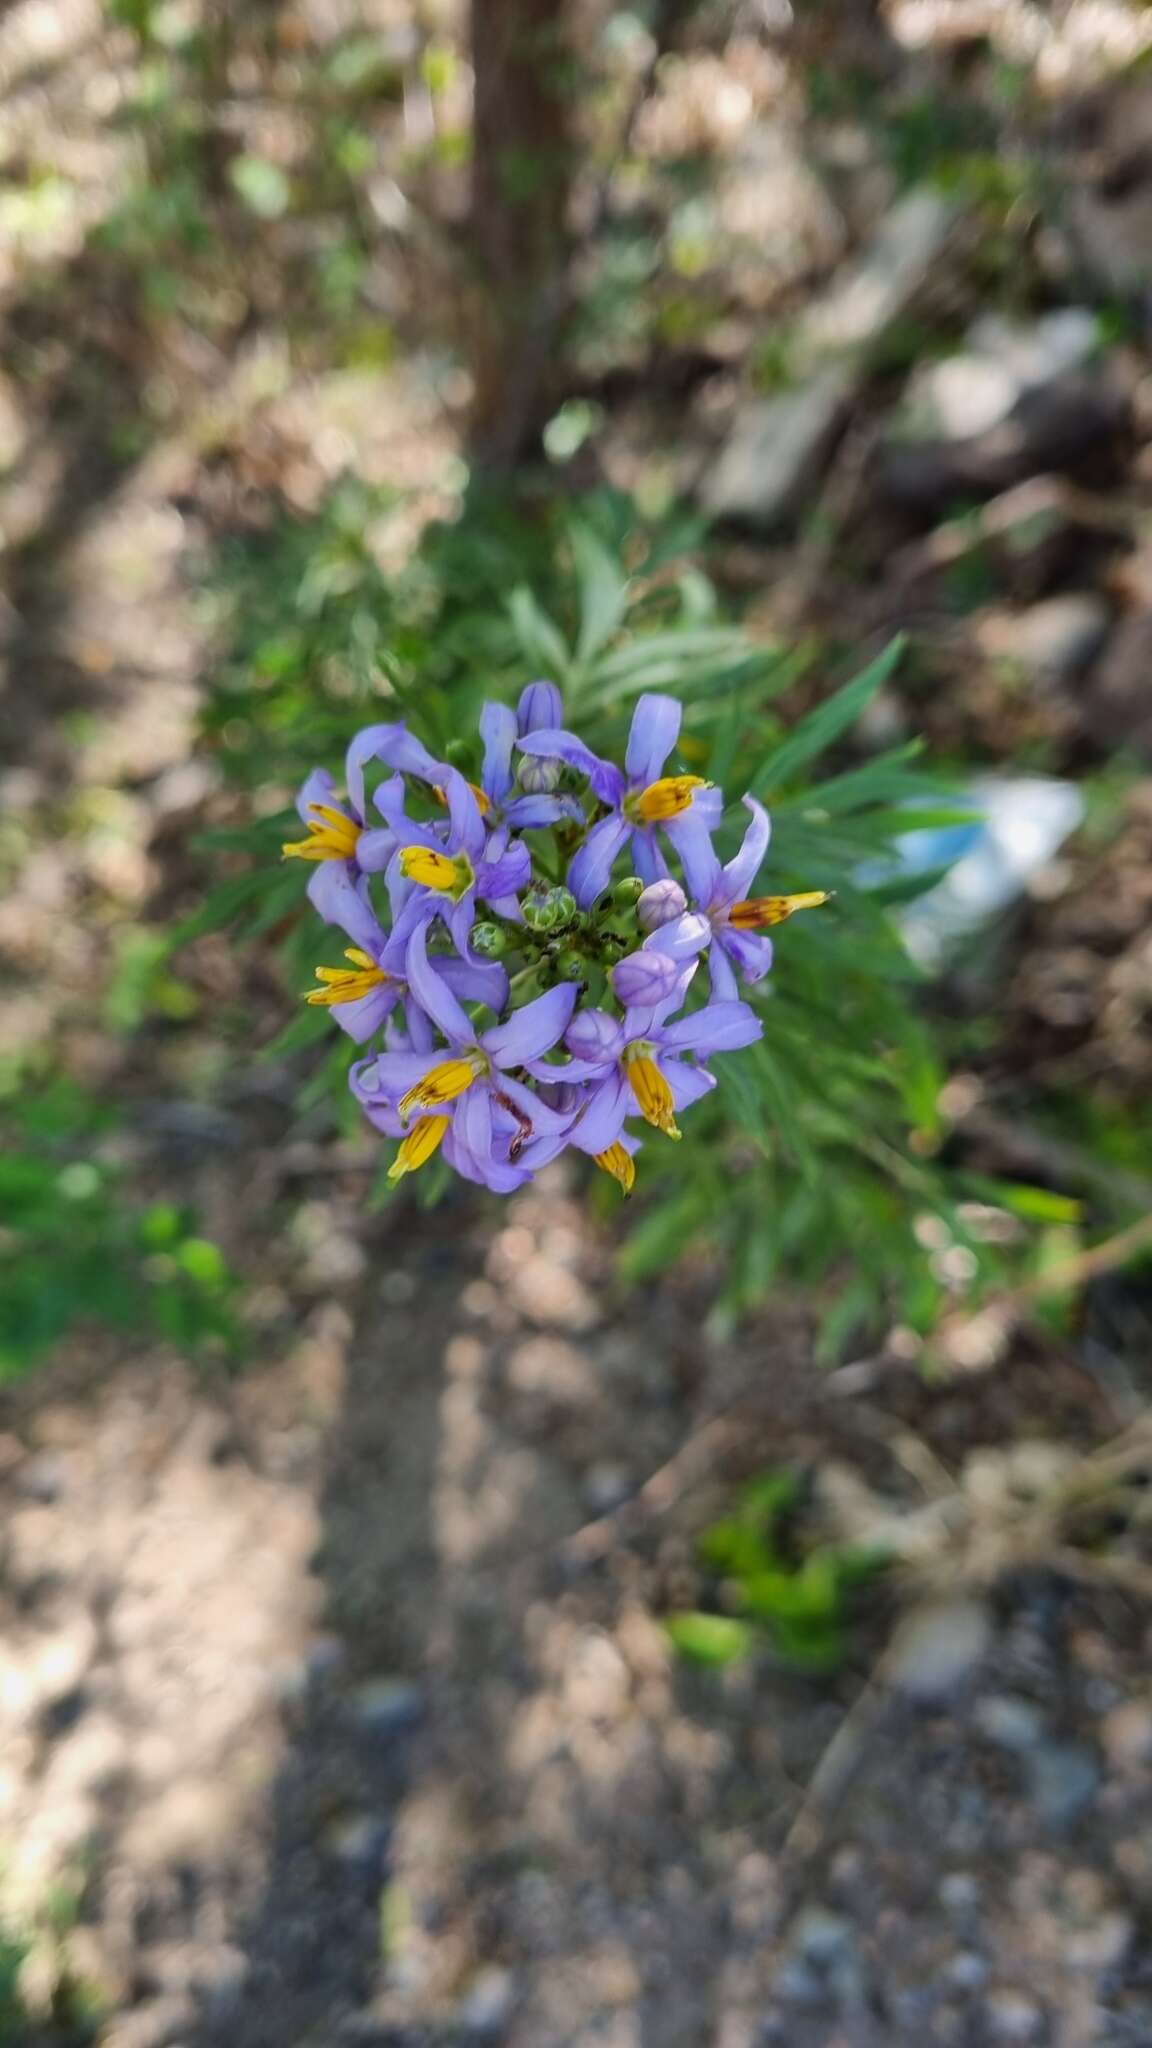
[667,1468,887,1673]
[0,1074,241,1378]
[190,481,1004,1346]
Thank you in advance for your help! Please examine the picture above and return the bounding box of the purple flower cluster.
[284,685,828,1194]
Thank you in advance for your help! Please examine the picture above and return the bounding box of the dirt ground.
[5,3,1152,2046]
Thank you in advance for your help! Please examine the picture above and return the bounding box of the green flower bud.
[519,755,562,795]
[522,884,576,934]
[610,876,645,908]
[599,937,625,965]
[554,947,586,981]
[469,921,507,959]
[444,738,471,765]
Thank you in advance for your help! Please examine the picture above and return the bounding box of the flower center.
[388,1115,450,1183]
[282,803,362,863]
[622,1042,680,1138]
[304,948,389,1007]
[626,776,708,826]
[398,846,476,899]
[593,1142,635,1193]
[398,1051,488,1120]
[727,890,830,931]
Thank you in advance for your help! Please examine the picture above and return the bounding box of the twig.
[937,1210,1152,1373]
[562,1395,757,1563]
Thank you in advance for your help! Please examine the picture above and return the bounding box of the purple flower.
[360,923,578,1189]
[537,980,762,1142]
[637,877,687,932]
[517,691,720,905]
[380,769,530,953]
[303,888,508,1044]
[282,726,414,926]
[666,794,775,1002]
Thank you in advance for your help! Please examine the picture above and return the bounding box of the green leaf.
[229,155,291,220]
[751,636,907,796]
[571,521,629,667]
[507,587,571,677]
[664,1611,756,1666]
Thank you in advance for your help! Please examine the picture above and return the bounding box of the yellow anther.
[593,1142,636,1194]
[623,1046,680,1138]
[629,775,708,825]
[387,1115,450,1183]
[434,780,490,816]
[282,802,362,862]
[304,949,389,1008]
[398,846,475,898]
[397,1055,483,1120]
[727,890,831,931]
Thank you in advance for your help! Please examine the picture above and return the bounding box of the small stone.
[975,596,1111,686]
[985,1987,1046,2042]
[457,1965,516,2035]
[792,1907,853,1968]
[947,1950,989,1992]
[347,1677,424,1736]
[1102,1700,1152,1772]
[1066,1911,1133,1973]
[326,1813,392,1871]
[1026,1741,1100,1829]
[939,1871,980,1916]
[19,1452,68,1502]
[582,1463,633,1515]
[889,1599,992,1703]
[973,1693,1045,1752]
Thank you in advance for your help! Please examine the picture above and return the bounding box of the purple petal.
[445,1122,527,1194]
[403,999,434,1052]
[306,862,382,954]
[517,680,563,733]
[518,729,625,807]
[565,1007,625,1064]
[567,814,630,908]
[440,955,509,1015]
[568,1069,630,1155]
[664,805,722,908]
[666,1060,717,1110]
[478,837,531,900]
[624,960,700,1040]
[662,999,763,1054]
[355,1048,439,1101]
[296,767,337,825]
[480,700,517,807]
[494,1071,573,1135]
[481,982,579,1067]
[720,796,772,904]
[355,827,396,873]
[707,942,739,1003]
[721,926,774,985]
[625,691,681,787]
[345,724,412,820]
[630,827,669,886]
[404,922,475,1047]
[644,911,712,962]
[502,794,573,830]
[374,723,449,787]
[443,770,486,859]
[330,982,400,1044]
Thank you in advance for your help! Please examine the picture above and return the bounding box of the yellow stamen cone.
[398,846,474,897]
[397,1056,481,1120]
[387,1115,450,1183]
[728,891,831,930]
[304,949,389,1008]
[632,775,708,824]
[282,803,362,862]
[624,1051,680,1138]
[593,1143,636,1194]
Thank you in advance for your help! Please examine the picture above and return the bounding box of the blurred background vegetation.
[4,1,1152,2042]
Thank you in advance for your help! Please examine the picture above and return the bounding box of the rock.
[702,186,959,525]
[582,1463,633,1515]
[877,376,1131,521]
[903,309,1099,441]
[1065,1911,1133,1973]
[791,1907,854,1968]
[985,1987,1047,2043]
[347,1677,424,1736]
[326,1813,392,1872]
[1101,1699,1152,1771]
[975,596,1111,687]
[1025,1740,1100,1829]
[888,1598,993,1704]
[947,1950,989,1992]
[973,1693,1046,1753]
[1085,612,1152,759]
[457,1965,517,2036]
[939,1871,980,1916]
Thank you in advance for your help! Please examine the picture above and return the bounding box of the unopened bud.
[517,679,563,733]
[610,946,682,1008]
[518,754,562,795]
[637,877,687,931]
[610,876,645,909]
[554,947,586,981]
[469,921,507,959]
[522,885,575,933]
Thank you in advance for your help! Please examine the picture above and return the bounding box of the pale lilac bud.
[610,947,682,1008]
[517,680,563,734]
[518,753,562,794]
[637,878,687,932]
[565,1008,622,1062]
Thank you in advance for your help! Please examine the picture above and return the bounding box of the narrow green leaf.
[751,636,907,796]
